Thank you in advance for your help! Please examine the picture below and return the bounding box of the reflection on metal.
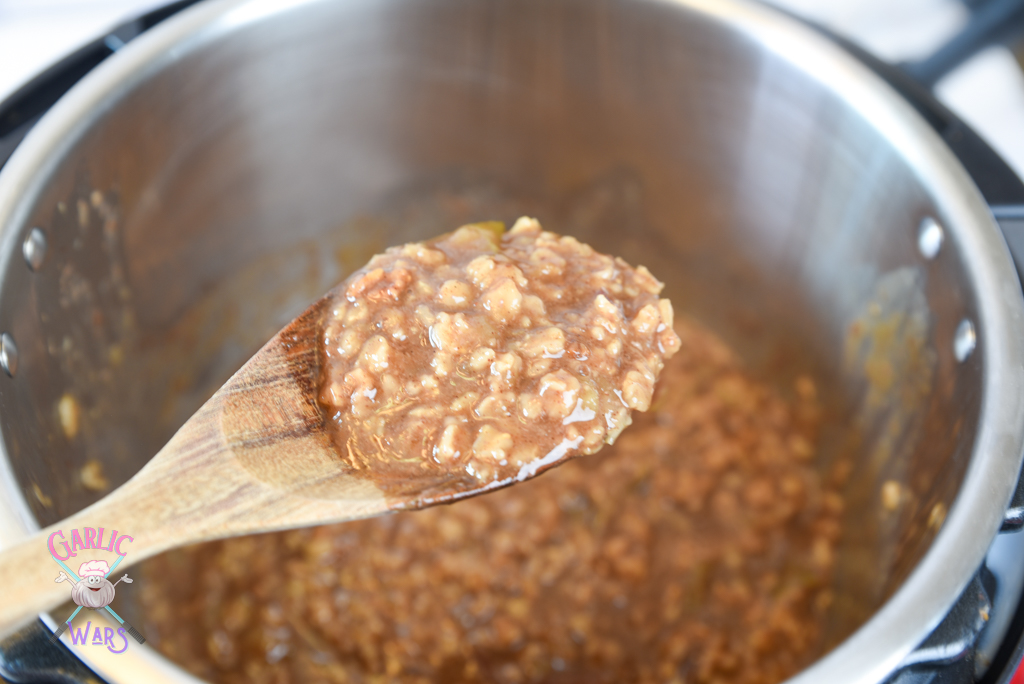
[22,227,46,271]
[918,217,944,259]
[954,319,977,362]
[0,333,17,378]
[894,573,992,670]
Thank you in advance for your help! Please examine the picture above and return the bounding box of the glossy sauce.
[317,218,680,504]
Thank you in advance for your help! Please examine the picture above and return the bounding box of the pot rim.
[0,0,1022,682]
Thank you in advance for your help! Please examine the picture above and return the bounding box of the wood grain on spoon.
[0,292,387,638]
[0,218,679,638]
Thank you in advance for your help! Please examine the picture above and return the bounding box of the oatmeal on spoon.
[319,217,681,504]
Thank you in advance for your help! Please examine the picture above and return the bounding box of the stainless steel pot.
[0,0,1022,682]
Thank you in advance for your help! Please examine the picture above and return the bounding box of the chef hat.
[78,559,110,578]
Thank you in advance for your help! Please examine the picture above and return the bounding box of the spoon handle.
[0,383,388,640]
[0,404,241,638]
[0,487,149,638]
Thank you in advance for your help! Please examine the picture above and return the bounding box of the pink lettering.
[104,529,118,552]
[83,527,97,549]
[70,529,85,554]
[114,535,133,556]
[47,530,73,561]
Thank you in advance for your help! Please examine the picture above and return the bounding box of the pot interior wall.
[0,0,983,664]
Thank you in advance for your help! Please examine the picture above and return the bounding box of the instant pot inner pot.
[0,0,981,665]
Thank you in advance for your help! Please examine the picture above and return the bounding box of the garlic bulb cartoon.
[49,559,144,647]
[55,560,132,610]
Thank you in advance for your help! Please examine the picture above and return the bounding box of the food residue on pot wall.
[58,393,80,440]
[80,460,109,492]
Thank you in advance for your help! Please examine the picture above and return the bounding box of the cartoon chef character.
[54,559,132,610]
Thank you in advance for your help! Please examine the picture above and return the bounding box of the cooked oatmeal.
[140,316,840,684]
[319,218,680,501]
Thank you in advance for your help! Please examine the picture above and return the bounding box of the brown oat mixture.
[318,218,680,501]
[140,317,840,684]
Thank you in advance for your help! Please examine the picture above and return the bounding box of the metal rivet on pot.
[918,217,943,259]
[0,333,18,377]
[22,227,47,271]
[954,319,976,362]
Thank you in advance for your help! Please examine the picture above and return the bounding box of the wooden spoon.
[0,294,402,639]
[0,220,678,641]
[0,294,586,641]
